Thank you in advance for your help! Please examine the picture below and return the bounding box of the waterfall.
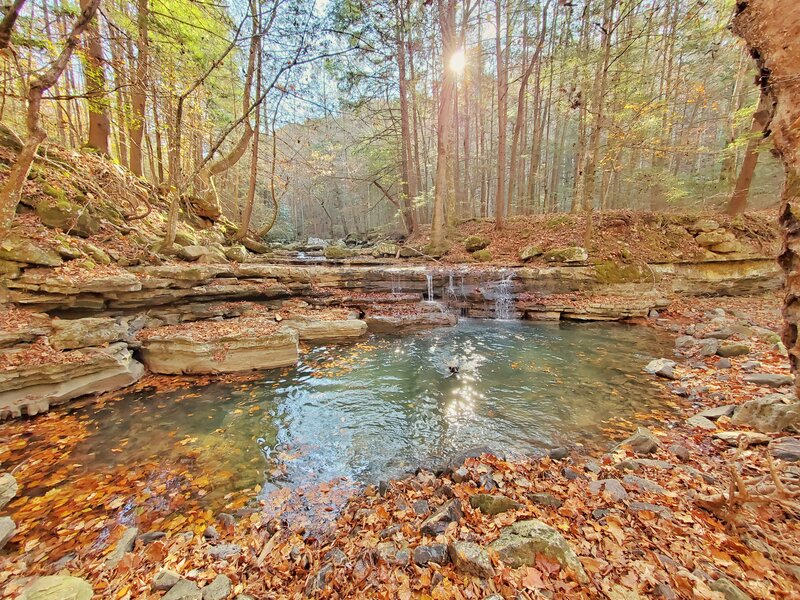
[494,271,515,320]
[444,270,467,315]
[391,271,399,295]
[426,272,434,301]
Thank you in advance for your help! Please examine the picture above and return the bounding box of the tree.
[0,0,102,235]
[80,0,110,153]
[726,90,771,215]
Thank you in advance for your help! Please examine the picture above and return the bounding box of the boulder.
[731,396,800,433]
[140,323,299,375]
[0,516,16,549]
[178,245,213,262]
[162,579,202,600]
[413,543,449,566]
[224,245,248,263]
[152,569,181,591]
[688,219,720,233]
[49,317,127,351]
[420,499,462,536]
[0,122,23,152]
[519,245,543,261]
[202,574,231,600]
[20,576,93,600]
[695,229,734,247]
[282,317,367,343]
[617,427,660,455]
[490,519,588,583]
[324,245,356,260]
[463,235,490,252]
[0,343,144,420]
[743,373,794,388]
[770,437,800,461]
[472,249,492,262]
[448,541,495,577]
[372,242,399,257]
[542,247,588,263]
[0,235,62,266]
[36,199,100,238]
[0,473,18,510]
[710,240,745,254]
[716,342,750,357]
[469,493,523,515]
[366,311,457,334]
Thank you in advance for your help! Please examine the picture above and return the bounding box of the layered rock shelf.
[0,255,783,419]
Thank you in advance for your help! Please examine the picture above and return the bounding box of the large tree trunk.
[396,0,417,233]
[80,0,110,154]
[493,0,507,229]
[726,90,771,215]
[732,0,800,398]
[128,0,148,177]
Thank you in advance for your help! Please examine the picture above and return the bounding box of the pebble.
[412,543,449,566]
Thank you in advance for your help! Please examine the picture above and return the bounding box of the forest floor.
[1,293,799,599]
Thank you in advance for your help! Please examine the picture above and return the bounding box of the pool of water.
[33,320,674,509]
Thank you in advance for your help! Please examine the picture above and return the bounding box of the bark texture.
[732,0,800,398]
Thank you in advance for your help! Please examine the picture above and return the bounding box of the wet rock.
[20,576,93,600]
[542,246,588,263]
[0,473,18,510]
[712,431,770,446]
[644,358,677,379]
[469,493,523,515]
[413,543,449,566]
[628,501,673,520]
[305,564,332,596]
[463,235,490,252]
[106,526,138,567]
[528,492,563,508]
[617,427,660,455]
[549,447,569,460]
[709,576,751,600]
[162,579,202,600]
[686,415,717,430]
[490,519,588,583]
[743,373,794,387]
[202,574,231,600]
[375,542,410,566]
[0,516,16,549]
[716,342,750,357]
[207,543,241,559]
[152,569,181,591]
[622,474,666,495]
[770,437,800,461]
[448,541,495,577]
[420,499,462,536]
[588,479,628,502]
[697,405,736,420]
[731,396,800,432]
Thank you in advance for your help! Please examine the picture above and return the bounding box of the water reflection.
[57,320,673,510]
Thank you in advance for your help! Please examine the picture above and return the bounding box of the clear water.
[47,320,673,510]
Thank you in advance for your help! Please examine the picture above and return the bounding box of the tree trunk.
[396,1,417,233]
[732,0,800,398]
[128,0,148,177]
[494,0,507,229]
[80,0,110,154]
[726,90,771,215]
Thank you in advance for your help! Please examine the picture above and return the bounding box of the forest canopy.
[0,0,784,242]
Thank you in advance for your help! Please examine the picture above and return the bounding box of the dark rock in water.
[413,543,449,566]
[448,541,495,577]
[549,447,569,460]
[469,493,523,515]
[420,499,462,536]
[644,358,677,379]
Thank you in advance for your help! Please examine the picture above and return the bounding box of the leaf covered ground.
[1,294,798,599]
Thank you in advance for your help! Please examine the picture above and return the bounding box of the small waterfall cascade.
[426,272,434,301]
[494,270,515,320]
[444,269,468,316]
